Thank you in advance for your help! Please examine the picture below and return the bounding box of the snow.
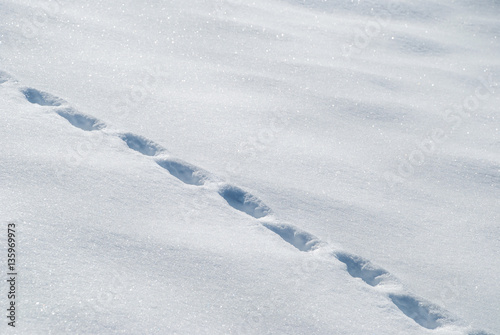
[1,0,499,334]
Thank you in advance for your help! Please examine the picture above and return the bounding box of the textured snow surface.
[0,0,499,334]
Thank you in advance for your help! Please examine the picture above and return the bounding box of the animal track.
[119,133,165,156]
[11,76,483,333]
[218,185,271,219]
[389,294,445,329]
[56,108,105,131]
[22,87,64,106]
[156,158,208,186]
[335,252,389,287]
[261,222,320,251]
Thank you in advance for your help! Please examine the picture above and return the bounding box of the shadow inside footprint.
[261,222,319,252]
[119,133,164,156]
[22,88,64,106]
[156,159,206,186]
[335,252,388,286]
[56,108,105,131]
[218,185,271,219]
[389,294,444,330]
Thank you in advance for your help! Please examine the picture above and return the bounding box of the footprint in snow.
[22,87,65,106]
[56,108,106,131]
[119,133,165,156]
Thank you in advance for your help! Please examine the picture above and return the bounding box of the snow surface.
[1,0,499,334]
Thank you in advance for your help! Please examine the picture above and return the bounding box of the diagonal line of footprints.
[2,70,490,334]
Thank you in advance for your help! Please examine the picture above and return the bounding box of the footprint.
[156,158,208,186]
[56,108,105,131]
[22,87,64,106]
[388,294,446,330]
[335,252,389,287]
[218,185,271,219]
[119,133,165,156]
[261,222,320,251]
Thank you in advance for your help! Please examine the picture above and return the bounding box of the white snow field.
[0,0,499,334]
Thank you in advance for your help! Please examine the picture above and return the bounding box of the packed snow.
[0,0,499,334]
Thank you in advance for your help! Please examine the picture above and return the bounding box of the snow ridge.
[6,73,491,334]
